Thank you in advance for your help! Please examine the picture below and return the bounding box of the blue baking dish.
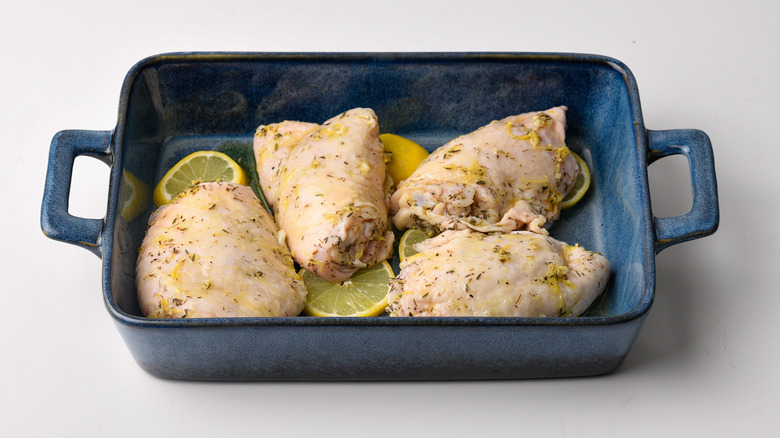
[41,52,718,380]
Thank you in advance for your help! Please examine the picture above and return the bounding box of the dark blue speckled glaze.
[41,53,719,380]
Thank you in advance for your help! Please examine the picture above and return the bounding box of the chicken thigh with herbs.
[387,229,609,317]
[254,108,394,283]
[390,106,577,235]
[136,182,306,318]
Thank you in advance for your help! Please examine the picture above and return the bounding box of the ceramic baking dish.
[41,52,718,380]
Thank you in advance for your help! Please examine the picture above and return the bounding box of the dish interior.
[110,54,650,320]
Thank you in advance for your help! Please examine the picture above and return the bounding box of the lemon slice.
[301,261,394,317]
[153,150,248,206]
[560,151,591,209]
[398,228,431,263]
[119,170,150,222]
[380,133,429,185]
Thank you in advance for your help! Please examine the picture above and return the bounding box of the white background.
[2,0,777,436]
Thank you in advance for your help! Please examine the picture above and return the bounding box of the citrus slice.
[153,150,248,206]
[301,261,394,317]
[119,170,150,222]
[380,133,429,185]
[560,151,591,209]
[398,228,431,263]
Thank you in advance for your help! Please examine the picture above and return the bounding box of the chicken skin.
[387,229,609,317]
[254,108,394,283]
[136,182,306,318]
[390,106,577,235]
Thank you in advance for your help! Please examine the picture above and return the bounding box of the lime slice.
[153,150,248,206]
[301,261,394,317]
[398,228,431,263]
[380,133,429,185]
[119,170,150,222]
[561,151,591,209]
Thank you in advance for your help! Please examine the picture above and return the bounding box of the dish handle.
[40,130,113,258]
[647,129,719,253]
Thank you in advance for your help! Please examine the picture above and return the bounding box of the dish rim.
[102,51,655,329]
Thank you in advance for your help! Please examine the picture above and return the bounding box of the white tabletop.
[3,0,777,435]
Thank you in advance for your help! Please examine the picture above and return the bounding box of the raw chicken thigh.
[387,229,609,317]
[254,108,394,283]
[391,106,578,235]
[136,182,306,318]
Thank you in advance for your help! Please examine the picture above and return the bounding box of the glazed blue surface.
[41,130,113,257]
[41,53,719,380]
